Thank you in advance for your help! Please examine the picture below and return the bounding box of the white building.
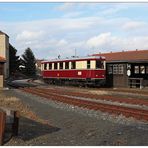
[0,31,9,79]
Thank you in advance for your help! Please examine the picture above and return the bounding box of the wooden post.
[12,111,19,136]
[0,111,6,145]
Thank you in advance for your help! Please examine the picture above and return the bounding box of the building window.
[71,61,76,69]
[118,64,124,74]
[0,64,3,75]
[140,66,145,74]
[49,63,52,70]
[113,64,124,74]
[134,66,139,74]
[44,63,47,70]
[60,62,63,69]
[87,60,90,69]
[108,65,113,74]
[54,63,57,69]
[65,62,69,69]
[113,65,118,74]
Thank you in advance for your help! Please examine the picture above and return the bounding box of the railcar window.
[96,60,104,69]
[87,60,90,69]
[71,61,76,69]
[49,63,52,70]
[54,63,57,69]
[60,62,63,69]
[134,66,139,74]
[65,62,69,69]
[44,63,47,70]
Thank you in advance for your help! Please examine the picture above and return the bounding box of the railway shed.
[93,50,148,88]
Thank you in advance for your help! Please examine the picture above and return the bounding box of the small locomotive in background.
[41,56,106,87]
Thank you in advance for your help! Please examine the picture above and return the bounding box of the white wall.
[0,34,9,78]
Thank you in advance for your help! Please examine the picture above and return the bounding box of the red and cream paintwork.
[41,56,106,81]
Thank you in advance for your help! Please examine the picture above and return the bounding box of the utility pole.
[75,49,77,57]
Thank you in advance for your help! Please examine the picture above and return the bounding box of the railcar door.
[86,60,92,78]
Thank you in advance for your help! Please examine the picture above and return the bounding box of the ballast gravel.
[13,89,148,126]
[2,88,148,146]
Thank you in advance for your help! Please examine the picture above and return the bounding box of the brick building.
[93,50,148,88]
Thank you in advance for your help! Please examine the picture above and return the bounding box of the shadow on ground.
[4,116,60,144]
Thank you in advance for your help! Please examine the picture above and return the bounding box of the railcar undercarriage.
[43,78,106,87]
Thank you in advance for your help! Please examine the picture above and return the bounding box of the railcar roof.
[42,56,105,63]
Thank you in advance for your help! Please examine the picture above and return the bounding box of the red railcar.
[41,56,106,86]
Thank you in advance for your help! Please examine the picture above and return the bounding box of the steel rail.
[34,87,148,106]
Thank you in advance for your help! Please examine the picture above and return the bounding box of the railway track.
[102,88,148,96]
[32,87,148,106]
[20,87,148,121]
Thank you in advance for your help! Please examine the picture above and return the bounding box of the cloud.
[87,32,111,47]
[86,32,148,53]
[55,3,76,11]
[1,13,148,59]
[122,21,146,30]
[62,11,83,18]
[101,5,127,15]
[16,30,45,41]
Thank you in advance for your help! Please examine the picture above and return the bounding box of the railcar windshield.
[96,60,104,69]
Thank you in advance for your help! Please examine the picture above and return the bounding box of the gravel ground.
[1,88,148,146]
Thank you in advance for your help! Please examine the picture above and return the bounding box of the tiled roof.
[0,56,6,62]
[93,50,148,62]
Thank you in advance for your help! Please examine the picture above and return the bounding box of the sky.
[1,2,148,59]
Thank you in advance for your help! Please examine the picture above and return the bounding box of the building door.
[112,64,128,87]
[106,64,113,87]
